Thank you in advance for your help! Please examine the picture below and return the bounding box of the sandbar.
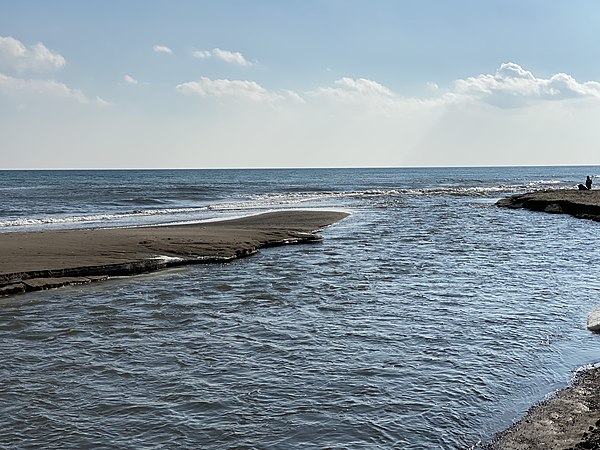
[0,210,349,295]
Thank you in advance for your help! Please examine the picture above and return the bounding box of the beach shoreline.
[490,189,600,449]
[486,365,600,450]
[0,210,349,296]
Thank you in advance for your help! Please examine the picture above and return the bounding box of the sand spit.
[0,210,349,296]
[496,190,600,221]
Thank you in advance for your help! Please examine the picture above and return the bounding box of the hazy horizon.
[3,163,600,172]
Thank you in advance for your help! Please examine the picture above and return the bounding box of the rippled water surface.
[2,167,600,449]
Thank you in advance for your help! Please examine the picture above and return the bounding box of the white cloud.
[124,74,138,85]
[192,50,211,59]
[335,77,394,97]
[0,36,65,73]
[426,81,439,91]
[310,64,600,112]
[192,48,252,66]
[95,96,112,106]
[153,44,172,54]
[310,77,392,101]
[453,62,600,107]
[0,72,88,102]
[176,76,286,103]
[123,74,148,87]
[308,77,425,112]
[282,89,306,104]
[212,48,250,66]
[0,37,108,107]
[5,60,600,169]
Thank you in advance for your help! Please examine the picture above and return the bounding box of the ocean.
[1,166,600,449]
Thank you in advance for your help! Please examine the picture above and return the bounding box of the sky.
[1,0,600,169]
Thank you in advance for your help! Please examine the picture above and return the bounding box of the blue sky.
[2,1,600,168]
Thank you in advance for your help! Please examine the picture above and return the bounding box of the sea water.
[1,167,600,449]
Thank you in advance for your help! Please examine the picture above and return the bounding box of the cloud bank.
[174,63,600,115]
[308,77,402,110]
[0,36,104,105]
[4,57,600,168]
[454,62,600,107]
[176,76,301,103]
[308,63,600,110]
[0,72,88,102]
[0,36,65,73]
[167,63,600,168]
[316,77,394,99]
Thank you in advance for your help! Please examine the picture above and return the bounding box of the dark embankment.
[486,366,600,450]
[496,190,600,221]
[0,210,349,296]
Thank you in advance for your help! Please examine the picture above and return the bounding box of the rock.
[497,190,600,221]
[22,277,92,291]
[544,203,563,213]
[587,306,600,332]
[86,275,110,282]
[0,283,26,296]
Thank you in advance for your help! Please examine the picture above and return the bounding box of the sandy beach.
[0,210,349,295]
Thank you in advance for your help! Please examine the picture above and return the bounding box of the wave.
[123,197,168,206]
[0,180,570,229]
[0,207,210,228]
[249,180,568,201]
[0,186,43,191]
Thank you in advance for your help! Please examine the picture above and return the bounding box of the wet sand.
[487,366,600,450]
[0,210,349,295]
[492,190,600,449]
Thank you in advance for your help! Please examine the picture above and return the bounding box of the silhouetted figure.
[578,176,593,190]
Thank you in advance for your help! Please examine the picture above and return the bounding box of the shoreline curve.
[491,190,600,448]
[486,365,600,450]
[0,210,349,296]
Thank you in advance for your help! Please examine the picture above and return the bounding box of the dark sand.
[492,190,600,449]
[0,210,349,295]
[496,189,600,221]
[487,366,600,450]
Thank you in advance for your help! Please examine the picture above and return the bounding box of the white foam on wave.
[0,180,571,230]
[151,255,185,263]
[0,207,211,228]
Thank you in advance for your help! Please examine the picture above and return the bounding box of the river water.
[1,167,600,449]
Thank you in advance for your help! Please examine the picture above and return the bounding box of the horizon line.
[2,163,600,171]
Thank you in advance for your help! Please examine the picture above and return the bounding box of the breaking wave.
[0,179,569,230]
